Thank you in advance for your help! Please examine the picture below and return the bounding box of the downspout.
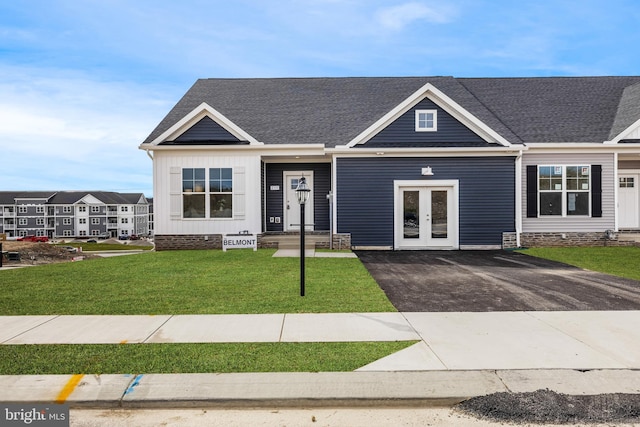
[614,152,619,232]
[145,149,153,160]
[515,150,523,248]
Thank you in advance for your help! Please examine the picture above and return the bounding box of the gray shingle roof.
[0,191,146,205]
[142,76,640,146]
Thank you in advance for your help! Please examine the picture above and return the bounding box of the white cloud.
[375,2,455,31]
[0,65,172,194]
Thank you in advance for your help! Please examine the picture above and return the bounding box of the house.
[140,77,640,251]
[0,191,150,239]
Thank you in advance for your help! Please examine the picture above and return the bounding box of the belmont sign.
[222,234,257,251]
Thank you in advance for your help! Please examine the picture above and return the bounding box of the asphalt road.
[356,250,640,312]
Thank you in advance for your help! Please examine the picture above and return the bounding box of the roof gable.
[609,82,640,142]
[172,116,243,144]
[148,102,260,146]
[345,82,511,147]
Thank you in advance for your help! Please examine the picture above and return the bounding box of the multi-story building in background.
[0,191,151,239]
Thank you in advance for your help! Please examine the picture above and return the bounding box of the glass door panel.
[431,190,448,239]
[403,191,420,239]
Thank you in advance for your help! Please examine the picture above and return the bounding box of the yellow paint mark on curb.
[120,340,128,344]
[55,374,84,404]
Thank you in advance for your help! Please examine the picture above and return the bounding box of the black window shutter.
[592,165,602,217]
[526,165,538,218]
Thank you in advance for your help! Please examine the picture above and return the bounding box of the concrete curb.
[2,369,640,409]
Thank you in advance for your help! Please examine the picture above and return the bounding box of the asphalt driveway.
[356,250,640,312]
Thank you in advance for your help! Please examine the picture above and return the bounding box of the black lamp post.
[295,176,311,297]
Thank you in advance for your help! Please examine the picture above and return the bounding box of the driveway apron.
[356,250,640,312]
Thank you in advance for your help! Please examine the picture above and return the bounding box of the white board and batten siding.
[153,151,262,235]
[521,153,615,232]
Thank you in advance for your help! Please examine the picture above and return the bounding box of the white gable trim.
[345,82,511,148]
[77,194,103,205]
[149,102,262,146]
[609,118,640,143]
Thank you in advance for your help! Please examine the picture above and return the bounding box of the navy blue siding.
[175,117,240,142]
[265,163,331,231]
[364,98,488,147]
[336,157,515,247]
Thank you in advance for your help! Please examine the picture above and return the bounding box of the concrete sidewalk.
[1,311,640,407]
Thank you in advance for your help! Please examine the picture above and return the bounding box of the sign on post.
[223,234,257,251]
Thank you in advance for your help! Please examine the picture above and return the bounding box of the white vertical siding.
[522,153,615,232]
[153,150,262,235]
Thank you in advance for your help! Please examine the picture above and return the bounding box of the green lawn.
[0,249,406,374]
[0,341,416,375]
[0,249,395,315]
[521,246,640,281]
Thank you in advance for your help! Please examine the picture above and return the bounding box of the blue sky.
[1,0,639,196]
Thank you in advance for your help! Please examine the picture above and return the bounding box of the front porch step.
[617,232,640,242]
[260,233,329,249]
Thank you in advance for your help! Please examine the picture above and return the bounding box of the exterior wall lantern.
[421,166,434,176]
[295,176,311,297]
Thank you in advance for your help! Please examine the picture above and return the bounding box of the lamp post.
[295,176,311,297]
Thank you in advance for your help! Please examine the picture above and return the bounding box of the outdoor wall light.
[421,166,434,176]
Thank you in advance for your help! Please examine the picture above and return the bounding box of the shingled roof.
[142,76,640,147]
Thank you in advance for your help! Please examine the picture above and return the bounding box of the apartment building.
[0,191,150,239]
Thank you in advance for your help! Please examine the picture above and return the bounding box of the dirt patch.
[1,241,96,266]
[457,389,640,424]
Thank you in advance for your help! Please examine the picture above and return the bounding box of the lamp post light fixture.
[295,176,311,297]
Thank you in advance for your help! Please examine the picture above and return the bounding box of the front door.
[619,174,639,228]
[284,171,314,231]
[395,181,458,249]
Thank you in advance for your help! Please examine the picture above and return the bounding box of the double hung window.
[538,165,590,216]
[182,168,233,219]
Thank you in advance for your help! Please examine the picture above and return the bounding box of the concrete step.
[261,234,329,249]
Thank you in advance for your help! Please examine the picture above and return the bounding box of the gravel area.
[457,389,640,424]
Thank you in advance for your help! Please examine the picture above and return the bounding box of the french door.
[395,181,458,249]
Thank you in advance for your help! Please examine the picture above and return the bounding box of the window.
[183,168,206,218]
[36,206,45,214]
[78,206,87,213]
[415,109,437,132]
[18,206,27,213]
[121,218,129,224]
[620,177,635,188]
[539,165,590,216]
[79,218,87,224]
[63,206,72,213]
[19,218,27,225]
[181,168,233,219]
[121,206,129,212]
[91,218,100,225]
[36,218,44,225]
[79,230,87,236]
[91,206,100,213]
[63,218,72,225]
[63,230,72,237]
[209,168,233,218]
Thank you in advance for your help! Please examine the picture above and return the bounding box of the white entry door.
[395,181,459,249]
[619,174,639,228]
[284,171,314,231]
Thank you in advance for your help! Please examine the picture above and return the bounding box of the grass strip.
[0,249,394,315]
[520,246,640,281]
[0,341,416,375]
